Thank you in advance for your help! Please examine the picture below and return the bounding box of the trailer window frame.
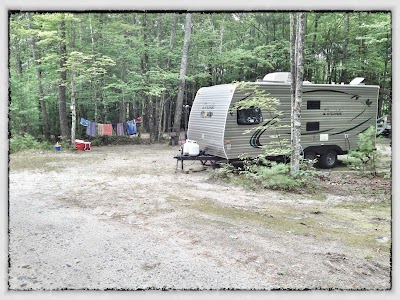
[237,107,263,125]
[307,100,321,110]
[306,121,320,131]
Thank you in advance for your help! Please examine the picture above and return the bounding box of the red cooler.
[75,139,85,151]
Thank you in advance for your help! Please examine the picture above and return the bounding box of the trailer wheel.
[319,150,337,169]
[303,151,317,167]
[304,151,316,161]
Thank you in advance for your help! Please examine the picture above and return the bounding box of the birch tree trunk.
[291,12,305,176]
[289,13,297,164]
[70,67,76,145]
[172,13,192,143]
[70,18,77,145]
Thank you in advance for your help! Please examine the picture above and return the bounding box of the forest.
[9,11,391,144]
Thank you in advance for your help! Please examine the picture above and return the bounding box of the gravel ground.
[8,143,392,290]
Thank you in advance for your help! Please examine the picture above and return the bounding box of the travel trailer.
[186,72,379,168]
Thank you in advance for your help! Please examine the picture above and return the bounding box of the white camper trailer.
[187,72,379,168]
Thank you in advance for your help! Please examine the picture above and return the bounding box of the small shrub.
[10,133,52,153]
[346,126,381,176]
[210,155,320,192]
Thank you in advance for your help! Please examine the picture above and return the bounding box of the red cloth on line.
[103,124,113,135]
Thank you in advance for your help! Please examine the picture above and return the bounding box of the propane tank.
[182,140,190,155]
[182,140,200,156]
[188,140,200,156]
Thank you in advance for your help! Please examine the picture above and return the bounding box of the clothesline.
[80,117,139,137]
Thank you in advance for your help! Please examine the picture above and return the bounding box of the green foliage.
[231,82,281,112]
[346,126,380,176]
[211,156,319,192]
[10,134,53,153]
[9,12,391,143]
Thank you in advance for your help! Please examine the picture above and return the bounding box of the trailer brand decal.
[201,103,215,110]
[200,111,213,118]
[331,118,372,135]
[201,102,215,118]
[249,116,280,148]
[350,109,366,121]
[239,92,255,102]
[323,108,342,116]
[304,89,360,100]
[300,129,333,135]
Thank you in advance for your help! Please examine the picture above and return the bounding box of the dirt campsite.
[8,138,392,290]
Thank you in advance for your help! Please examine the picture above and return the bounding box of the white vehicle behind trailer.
[187,72,379,168]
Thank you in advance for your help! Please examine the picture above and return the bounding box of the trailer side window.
[237,107,263,125]
[306,122,320,131]
[307,101,320,109]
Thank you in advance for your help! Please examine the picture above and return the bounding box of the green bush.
[346,125,381,176]
[10,133,52,153]
[210,156,319,192]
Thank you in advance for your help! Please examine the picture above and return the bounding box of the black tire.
[304,151,317,161]
[303,151,317,167]
[319,150,337,169]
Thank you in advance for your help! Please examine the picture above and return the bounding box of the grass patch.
[9,154,65,172]
[310,193,327,201]
[166,194,184,202]
[170,196,391,253]
[9,150,104,172]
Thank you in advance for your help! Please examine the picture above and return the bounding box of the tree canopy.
[9,11,391,142]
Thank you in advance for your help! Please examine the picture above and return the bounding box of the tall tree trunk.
[309,13,320,82]
[173,13,192,142]
[27,14,50,140]
[70,18,77,145]
[217,21,224,84]
[162,15,178,135]
[89,13,97,122]
[289,13,297,162]
[378,32,390,118]
[15,37,23,76]
[58,14,69,140]
[141,13,155,142]
[156,17,164,141]
[70,67,76,144]
[119,61,127,123]
[291,12,305,176]
[340,12,350,84]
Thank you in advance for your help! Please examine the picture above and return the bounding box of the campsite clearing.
[8,141,391,290]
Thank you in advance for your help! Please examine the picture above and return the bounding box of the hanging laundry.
[126,120,137,135]
[123,122,127,134]
[112,123,117,134]
[80,118,89,127]
[86,121,96,137]
[116,123,124,136]
[103,124,113,135]
[97,123,104,136]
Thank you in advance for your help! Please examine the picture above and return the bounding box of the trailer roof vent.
[349,77,365,85]
[263,72,291,84]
